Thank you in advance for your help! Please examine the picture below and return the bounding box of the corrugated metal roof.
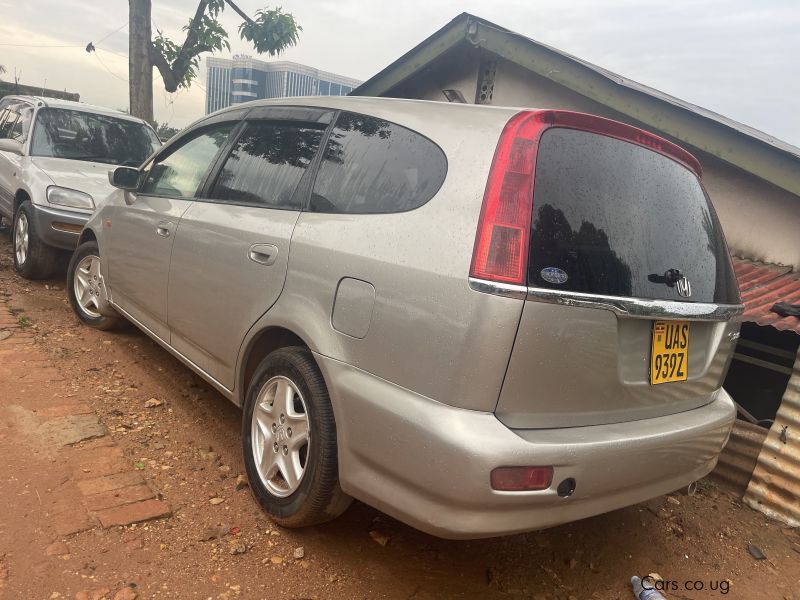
[733,258,800,334]
[743,350,800,526]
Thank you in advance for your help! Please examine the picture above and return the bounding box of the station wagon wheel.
[14,210,29,265]
[72,254,103,319]
[251,375,310,497]
[242,347,352,527]
[12,201,60,280]
[67,240,124,331]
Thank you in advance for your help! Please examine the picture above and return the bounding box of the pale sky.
[0,0,797,146]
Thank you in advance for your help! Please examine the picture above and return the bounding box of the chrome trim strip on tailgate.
[468,277,527,300]
[469,278,744,321]
[526,286,743,321]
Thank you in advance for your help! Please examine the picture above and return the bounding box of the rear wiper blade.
[648,268,684,287]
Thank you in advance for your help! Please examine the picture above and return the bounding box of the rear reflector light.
[490,466,553,491]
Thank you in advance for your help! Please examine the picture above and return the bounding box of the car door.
[166,107,332,389]
[107,120,238,341]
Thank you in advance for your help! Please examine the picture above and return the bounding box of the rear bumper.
[317,353,736,539]
[30,203,90,250]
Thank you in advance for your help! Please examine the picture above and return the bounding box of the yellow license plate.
[650,320,689,385]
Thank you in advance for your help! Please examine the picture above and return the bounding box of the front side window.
[527,128,738,304]
[30,108,161,165]
[310,111,447,214]
[209,121,324,209]
[9,106,32,141]
[141,123,235,198]
[0,108,18,139]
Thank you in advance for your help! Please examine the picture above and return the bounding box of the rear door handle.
[156,221,174,237]
[248,243,279,266]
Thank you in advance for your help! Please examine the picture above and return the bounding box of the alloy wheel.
[73,254,104,318]
[14,212,29,265]
[251,375,310,498]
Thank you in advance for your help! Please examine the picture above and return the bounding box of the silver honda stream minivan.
[68,97,741,539]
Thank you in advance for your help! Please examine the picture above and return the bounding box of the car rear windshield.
[30,108,160,166]
[528,128,739,304]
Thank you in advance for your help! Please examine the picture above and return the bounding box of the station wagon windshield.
[30,107,160,166]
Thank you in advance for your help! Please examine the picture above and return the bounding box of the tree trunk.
[129,0,153,124]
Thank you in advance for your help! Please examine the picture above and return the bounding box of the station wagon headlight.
[46,186,95,210]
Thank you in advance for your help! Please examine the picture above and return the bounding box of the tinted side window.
[141,123,234,198]
[10,106,32,141]
[0,109,18,139]
[310,111,447,214]
[209,121,324,209]
[528,128,738,304]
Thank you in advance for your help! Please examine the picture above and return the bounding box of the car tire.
[242,346,352,528]
[13,201,60,280]
[67,240,124,331]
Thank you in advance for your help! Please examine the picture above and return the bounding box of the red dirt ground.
[1,234,798,600]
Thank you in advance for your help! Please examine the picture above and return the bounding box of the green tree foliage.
[150,0,300,93]
[240,9,301,55]
[153,121,181,141]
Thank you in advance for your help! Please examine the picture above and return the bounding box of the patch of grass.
[17,315,30,328]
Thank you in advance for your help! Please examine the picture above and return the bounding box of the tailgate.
[496,299,740,428]
[494,126,742,429]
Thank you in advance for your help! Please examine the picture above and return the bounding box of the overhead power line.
[96,46,128,60]
[0,20,126,50]
[0,43,82,48]
[92,51,127,83]
[96,21,128,45]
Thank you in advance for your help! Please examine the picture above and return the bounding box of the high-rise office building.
[205,56,362,114]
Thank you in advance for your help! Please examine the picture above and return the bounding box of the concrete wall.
[386,53,800,269]
[0,82,79,102]
[491,58,621,117]
[698,152,800,268]
[389,42,481,103]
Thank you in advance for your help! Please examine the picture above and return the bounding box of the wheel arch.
[238,326,312,404]
[13,189,31,215]
[78,227,98,245]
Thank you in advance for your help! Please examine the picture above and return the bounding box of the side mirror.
[108,166,140,191]
[0,138,23,155]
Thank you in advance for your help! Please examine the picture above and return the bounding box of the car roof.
[2,95,151,126]
[211,95,523,124]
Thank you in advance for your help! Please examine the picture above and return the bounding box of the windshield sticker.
[540,267,568,285]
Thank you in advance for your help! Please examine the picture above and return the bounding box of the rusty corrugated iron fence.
[713,420,768,497]
[743,349,800,526]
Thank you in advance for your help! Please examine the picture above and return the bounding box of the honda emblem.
[676,277,692,298]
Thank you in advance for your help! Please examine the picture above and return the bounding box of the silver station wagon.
[68,97,741,538]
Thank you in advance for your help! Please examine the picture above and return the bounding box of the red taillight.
[469,111,546,285]
[490,466,553,491]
